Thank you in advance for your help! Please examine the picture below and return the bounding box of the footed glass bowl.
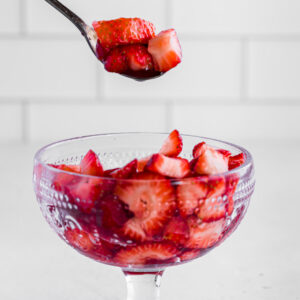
[33,133,255,300]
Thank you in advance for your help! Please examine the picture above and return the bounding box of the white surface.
[0,140,299,299]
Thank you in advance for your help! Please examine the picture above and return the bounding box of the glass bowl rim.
[34,132,254,182]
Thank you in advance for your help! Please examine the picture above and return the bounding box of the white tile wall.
[0,0,299,143]
[173,0,300,35]
[0,104,22,142]
[0,0,20,34]
[28,104,167,141]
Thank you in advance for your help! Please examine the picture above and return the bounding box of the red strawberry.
[146,154,190,179]
[186,216,225,249]
[193,142,207,158]
[110,159,137,179]
[65,228,94,252]
[163,216,189,245]
[160,130,183,157]
[93,18,155,49]
[115,172,176,241]
[197,176,227,221]
[80,150,103,177]
[103,168,119,177]
[217,149,232,158]
[104,44,154,73]
[226,174,239,216]
[99,195,133,229]
[229,153,245,170]
[192,144,229,175]
[148,29,182,72]
[180,249,202,262]
[115,242,178,265]
[137,156,151,172]
[176,177,208,217]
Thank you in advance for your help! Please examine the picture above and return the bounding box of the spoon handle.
[44,0,88,35]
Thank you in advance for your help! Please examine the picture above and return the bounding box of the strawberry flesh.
[148,29,182,72]
[160,129,183,157]
[146,154,190,179]
[229,153,245,170]
[163,216,190,245]
[80,150,104,177]
[110,159,137,179]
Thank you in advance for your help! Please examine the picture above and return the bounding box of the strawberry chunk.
[193,142,207,158]
[191,143,229,175]
[186,216,225,249]
[160,129,183,157]
[137,156,151,172]
[163,216,189,245]
[65,228,94,252]
[93,18,156,49]
[104,44,154,74]
[115,172,176,241]
[226,174,239,215]
[80,150,104,177]
[148,29,182,72]
[197,176,227,222]
[176,177,208,217]
[115,243,177,265]
[217,149,232,158]
[110,159,137,179]
[229,153,245,170]
[180,249,202,262]
[146,154,190,179]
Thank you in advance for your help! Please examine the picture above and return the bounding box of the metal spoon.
[44,0,162,81]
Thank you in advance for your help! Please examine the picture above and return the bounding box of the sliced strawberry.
[80,150,103,177]
[103,168,119,177]
[137,156,151,172]
[148,29,182,72]
[146,154,190,179]
[226,174,239,216]
[229,153,245,170]
[193,142,207,158]
[99,195,133,229]
[217,149,232,158]
[180,249,202,262]
[176,177,208,217]
[93,18,155,49]
[65,228,94,252]
[192,144,229,175]
[163,216,189,245]
[104,44,154,74]
[186,216,225,249]
[160,130,183,157]
[115,242,178,265]
[115,172,176,241]
[110,159,137,179]
[197,176,227,221]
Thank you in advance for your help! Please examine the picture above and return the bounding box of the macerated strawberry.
[197,177,226,221]
[104,44,154,73]
[193,142,207,158]
[192,145,229,175]
[146,154,190,179]
[229,153,245,170]
[114,242,178,265]
[163,216,189,245]
[110,159,137,179]
[180,249,202,262]
[186,216,225,249]
[93,18,156,49]
[226,174,239,216]
[80,150,103,177]
[137,156,151,172]
[148,29,182,72]
[217,149,232,158]
[103,168,120,177]
[176,177,208,217]
[115,172,176,241]
[160,130,183,157]
[65,228,94,252]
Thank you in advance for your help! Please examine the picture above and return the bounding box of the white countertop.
[0,140,299,300]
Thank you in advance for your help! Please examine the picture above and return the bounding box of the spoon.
[44,0,163,81]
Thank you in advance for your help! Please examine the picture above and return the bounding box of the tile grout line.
[240,38,249,103]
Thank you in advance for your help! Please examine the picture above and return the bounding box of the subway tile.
[0,40,97,99]
[103,40,241,100]
[28,104,167,141]
[173,0,300,35]
[0,104,22,142]
[26,0,166,34]
[248,41,300,100]
[172,105,300,141]
[0,0,20,33]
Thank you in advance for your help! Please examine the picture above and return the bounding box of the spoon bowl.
[45,0,163,81]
